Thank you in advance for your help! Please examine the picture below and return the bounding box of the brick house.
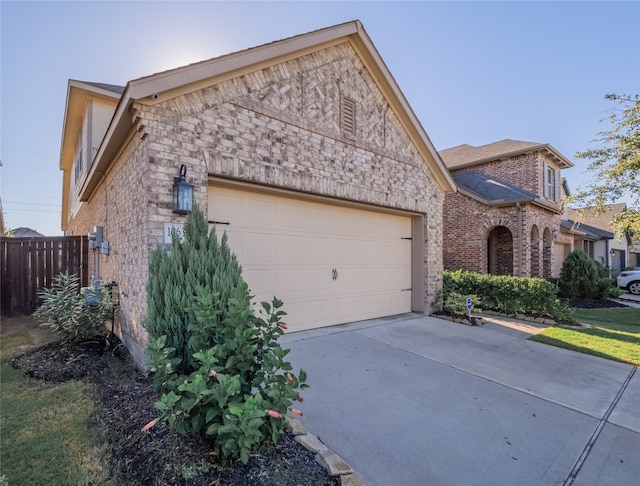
[567,203,640,276]
[439,139,573,278]
[59,21,456,366]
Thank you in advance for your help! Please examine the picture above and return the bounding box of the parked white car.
[617,268,640,295]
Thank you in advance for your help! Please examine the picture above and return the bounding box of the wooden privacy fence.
[0,236,89,316]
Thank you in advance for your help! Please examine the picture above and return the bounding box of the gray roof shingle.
[84,82,125,94]
[453,170,538,204]
[562,219,614,240]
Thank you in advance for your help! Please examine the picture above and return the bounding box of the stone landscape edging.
[286,412,366,486]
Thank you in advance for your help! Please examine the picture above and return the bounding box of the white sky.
[1,1,639,236]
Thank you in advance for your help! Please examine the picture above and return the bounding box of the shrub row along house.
[59,21,457,366]
[58,20,629,366]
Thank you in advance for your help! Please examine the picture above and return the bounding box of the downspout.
[516,202,522,276]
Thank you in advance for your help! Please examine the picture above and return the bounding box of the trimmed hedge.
[443,270,573,321]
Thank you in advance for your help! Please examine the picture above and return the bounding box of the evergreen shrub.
[558,250,612,299]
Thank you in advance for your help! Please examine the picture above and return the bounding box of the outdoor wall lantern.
[610,249,617,257]
[172,164,194,215]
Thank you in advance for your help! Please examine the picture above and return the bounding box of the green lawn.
[0,317,113,485]
[530,307,640,366]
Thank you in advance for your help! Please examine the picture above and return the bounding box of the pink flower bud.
[291,408,304,416]
[209,370,217,378]
[279,323,288,330]
[141,419,157,432]
[297,394,304,403]
[286,373,295,384]
[267,410,282,419]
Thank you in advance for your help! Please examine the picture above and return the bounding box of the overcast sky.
[1,1,638,236]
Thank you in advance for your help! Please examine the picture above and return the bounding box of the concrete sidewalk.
[282,314,639,486]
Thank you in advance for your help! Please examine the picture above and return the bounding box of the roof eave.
[449,143,574,171]
[60,80,122,227]
[79,20,457,201]
[458,188,562,213]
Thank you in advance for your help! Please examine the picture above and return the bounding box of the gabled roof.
[440,139,573,170]
[73,20,456,204]
[453,170,559,211]
[567,204,627,232]
[562,219,614,240]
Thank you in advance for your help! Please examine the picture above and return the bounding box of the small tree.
[570,94,640,238]
[558,250,610,300]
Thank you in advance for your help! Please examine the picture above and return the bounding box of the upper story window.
[544,163,559,202]
[73,147,83,185]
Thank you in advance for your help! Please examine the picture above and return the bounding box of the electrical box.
[88,226,104,248]
[101,241,110,255]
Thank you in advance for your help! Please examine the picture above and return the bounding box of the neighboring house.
[440,139,573,278]
[568,204,640,276]
[560,219,614,272]
[59,21,456,367]
[10,227,46,238]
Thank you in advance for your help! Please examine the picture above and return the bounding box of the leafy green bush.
[144,205,308,465]
[558,250,612,299]
[443,270,572,321]
[33,272,117,342]
[443,291,478,316]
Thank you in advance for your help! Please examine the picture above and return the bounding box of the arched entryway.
[487,226,513,275]
[531,225,540,277]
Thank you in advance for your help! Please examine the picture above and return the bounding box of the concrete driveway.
[282,314,640,486]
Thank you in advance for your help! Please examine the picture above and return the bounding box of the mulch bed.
[567,298,631,309]
[10,336,339,486]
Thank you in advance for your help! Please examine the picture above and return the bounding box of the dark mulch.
[10,336,339,486]
[568,298,630,309]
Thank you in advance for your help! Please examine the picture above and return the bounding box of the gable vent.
[341,96,356,139]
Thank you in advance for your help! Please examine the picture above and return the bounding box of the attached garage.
[209,183,415,331]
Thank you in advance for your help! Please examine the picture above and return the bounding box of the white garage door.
[208,185,412,332]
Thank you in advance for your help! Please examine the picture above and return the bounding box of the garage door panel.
[308,236,335,262]
[244,268,278,301]
[281,201,309,230]
[209,186,412,332]
[309,205,334,231]
[248,195,280,227]
[281,234,307,261]
[246,231,279,261]
[209,192,247,221]
[279,268,314,298]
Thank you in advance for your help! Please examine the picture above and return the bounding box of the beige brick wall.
[68,41,446,366]
[66,134,152,366]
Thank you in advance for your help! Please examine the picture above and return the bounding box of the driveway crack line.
[562,366,637,486]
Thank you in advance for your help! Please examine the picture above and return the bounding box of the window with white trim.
[543,163,559,202]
